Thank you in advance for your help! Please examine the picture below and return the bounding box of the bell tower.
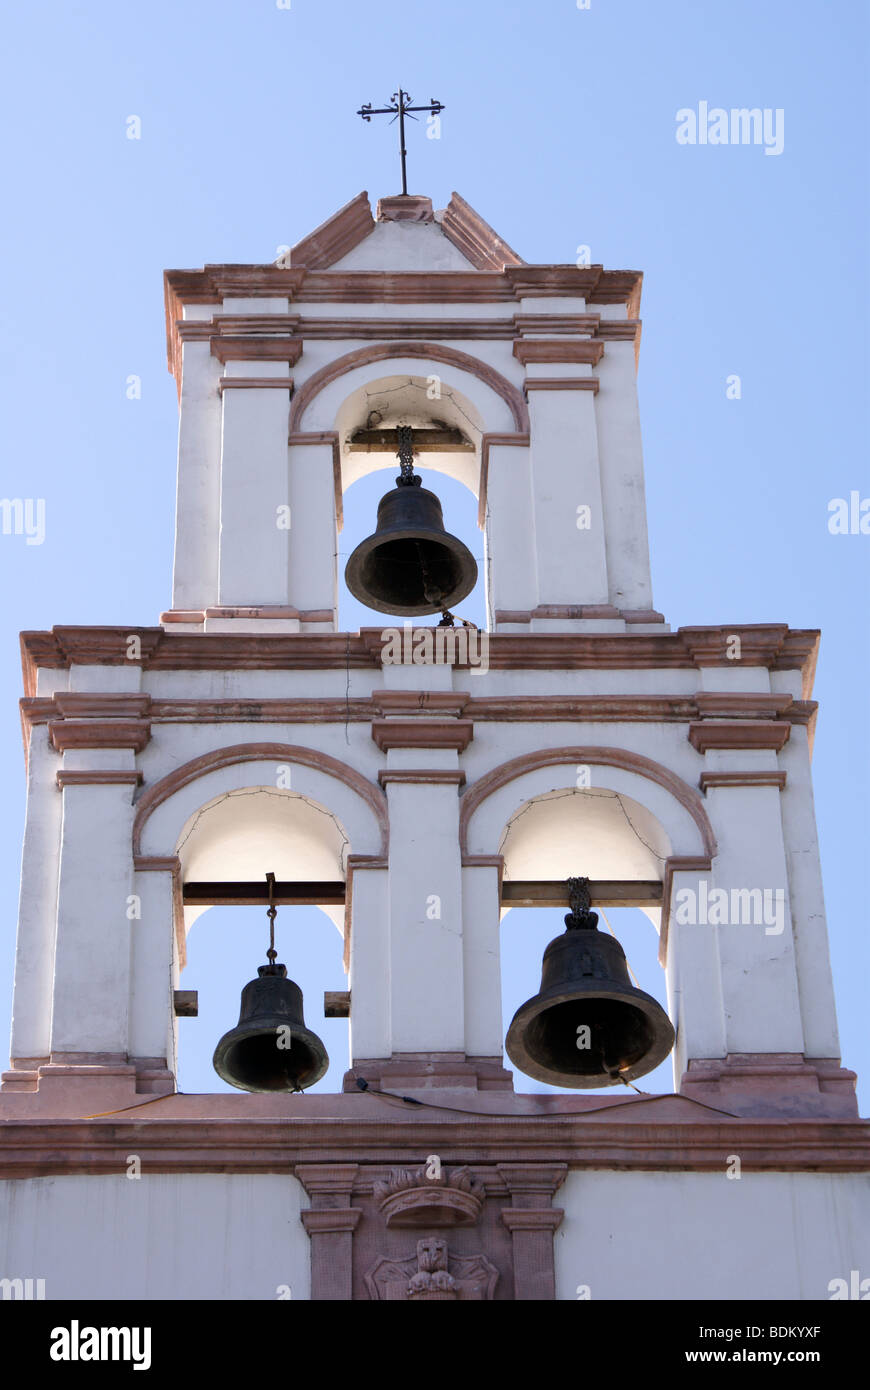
[1,189,868,1302]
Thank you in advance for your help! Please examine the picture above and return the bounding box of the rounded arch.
[133,743,388,859]
[289,342,529,434]
[461,747,717,861]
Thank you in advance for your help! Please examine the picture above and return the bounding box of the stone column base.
[0,1054,175,1118]
[344,1053,514,1094]
[680,1054,858,1118]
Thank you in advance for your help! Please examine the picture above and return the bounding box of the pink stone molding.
[371,719,473,752]
[134,853,187,969]
[439,192,525,271]
[343,853,388,972]
[680,1054,859,1119]
[210,336,303,364]
[374,1165,484,1228]
[524,377,600,394]
[20,690,813,737]
[689,720,791,752]
[287,430,343,530]
[372,690,471,717]
[217,376,294,392]
[376,195,434,223]
[160,605,336,626]
[54,694,151,719]
[478,432,530,526]
[512,339,605,366]
[19,625,822,697]
[49,719,151,753]
[458,746,717,859]
[344,1053,514,1093]
[131,743,388,857]
[2,1094,869,1167]
[378,769,466,788]
[700,771,788,790]
[56,770,142,788]
[288,341,530,433]
[658,855,714,965]
[286,191,375,270]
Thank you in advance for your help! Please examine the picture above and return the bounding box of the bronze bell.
[506,877,675,1089]
[212,873,329,1093]
[344,428,477,617]
[213,962,329,1094]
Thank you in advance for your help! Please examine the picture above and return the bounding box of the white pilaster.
[527,386,609,606]
[218,366,292,606]
[50,780,137,1055]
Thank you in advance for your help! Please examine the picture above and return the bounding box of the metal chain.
[265,870,278,964]
[395,425,421,487]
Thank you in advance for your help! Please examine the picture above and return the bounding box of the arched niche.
[463,750,714,864]
[499,785,671,886]
[176,787,350,935]
[333,372,486,500]
[293,347,525,521]
[135,744,387,939]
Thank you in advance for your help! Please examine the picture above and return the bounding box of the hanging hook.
[565,876,600,931]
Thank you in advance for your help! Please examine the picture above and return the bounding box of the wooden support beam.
[501,880,662,908]
[347,427,474,453]
[182,879,662,910]
[182,881,346,906]
[173,990,198,1017]
[324,991,351,1018]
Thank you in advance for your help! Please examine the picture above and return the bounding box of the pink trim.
[372,719,473,752]
[210,336,303,364]
[132,743,388,856]
[372,690,471,717]
[458,747,717,858]
[689,720,791,752]
[524,377,599,394]
[203,606,300,620]
[289,342,529,433]
[20,691,812,734]
[478,432,530,527]
[56,770,142,788]
[287,191,375,270]
[513,340,605,366]
[288,430,343,532]
[217,376,293,392]
[54,694,151,718]
[18,626,822,697]
[700,771,788,790]
[134,854,186,969]
[659,856,714,965]
[378,769,466,787]
[439,192,525,270]
[376,195,433,223]
[343,854,388,972]
[680,1055,859,1119]
[49,719,151,752]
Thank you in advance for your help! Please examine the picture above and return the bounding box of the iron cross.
[357,88,444,196]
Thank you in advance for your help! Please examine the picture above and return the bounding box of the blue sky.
[0,0,867,1106]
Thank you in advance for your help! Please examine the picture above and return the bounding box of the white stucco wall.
[0,1174,310,1301]
[555,1171,870,1300]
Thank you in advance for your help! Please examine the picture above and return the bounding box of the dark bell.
[344,480,478,616]
[506,924,675,1089]
[213,963,329,1093]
